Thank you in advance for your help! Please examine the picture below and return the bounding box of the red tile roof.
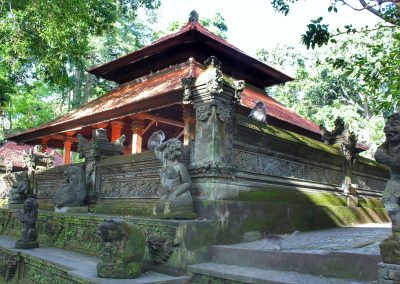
[0,141,63,169]
[240,86,321,134]
[88,20,293,87]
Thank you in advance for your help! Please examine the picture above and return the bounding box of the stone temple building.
[0,12,391,283]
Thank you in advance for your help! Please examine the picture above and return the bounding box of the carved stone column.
[131,119,145,154]
[186,56,244,199]
[110,121,124,142]
[182,104,195,146]
[63,137,73,165]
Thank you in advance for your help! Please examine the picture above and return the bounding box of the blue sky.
[154,0,382,56]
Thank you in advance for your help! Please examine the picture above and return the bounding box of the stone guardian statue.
[375,113,400,264]
[96,219,145,278]
[148,130,196,219]
[53,165,87,212]
[15,197,39,249]
[9,172,28,204]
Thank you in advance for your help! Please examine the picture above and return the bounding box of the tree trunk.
[82,72,93,105]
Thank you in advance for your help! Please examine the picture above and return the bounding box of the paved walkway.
[0,236,189,284]
[228,223,392,254]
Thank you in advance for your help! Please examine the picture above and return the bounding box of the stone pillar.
[41,137,49,153]
[110,121,124,142]
[182,104,195,146]
[131,120,145,154]
[63,137,73,164]
[187,56,244,199]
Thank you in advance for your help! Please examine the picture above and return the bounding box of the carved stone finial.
[97,219,145,278]
[189,10,199,23]
[15,197,39,249]
[181,76,196,103]
[204,56,222,69]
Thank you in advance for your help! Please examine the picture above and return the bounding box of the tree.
[269,0,400,113]
[0,0,160,133]
[257,32,388,156]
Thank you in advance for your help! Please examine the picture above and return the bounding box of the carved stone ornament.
[97,218,145,278]
[374,113,400,264]
[148,131,196,219]
[234,80,245,102]
[204,56,223,94]
[53,165,86,209]
[181,76,196,103]
[196,103,231,122]
[15,197,39,249]
[22,146,55,173]
[77,128,124,161]
[189,10,199,23]
[9,172,28,204]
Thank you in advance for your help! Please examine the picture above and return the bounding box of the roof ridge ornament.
[189,10,199,25]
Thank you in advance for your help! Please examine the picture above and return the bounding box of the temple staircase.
[188,224,391,283]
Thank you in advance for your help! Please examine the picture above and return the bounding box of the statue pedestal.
[15,240,39,249]
[6,203,24,210]
[55,206,88,213]
[378,262,400,283]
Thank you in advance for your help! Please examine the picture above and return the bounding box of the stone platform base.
[15,240,39,249]
[378,262,400,283]
[55,206,88,213]
[6,203,23,210]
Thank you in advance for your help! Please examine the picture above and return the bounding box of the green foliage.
[0,0,160,131]
[257,32,389,157]
[269,0,400,113]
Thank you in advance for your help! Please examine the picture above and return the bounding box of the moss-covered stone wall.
[0,209,214,273]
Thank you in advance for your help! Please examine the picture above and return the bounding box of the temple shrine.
[0,11,392,283]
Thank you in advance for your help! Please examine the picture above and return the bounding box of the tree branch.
[358,0,399,25]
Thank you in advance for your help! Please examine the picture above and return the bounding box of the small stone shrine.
[15,197,39,249]
[0,11,392,283]
[376,113,400,283]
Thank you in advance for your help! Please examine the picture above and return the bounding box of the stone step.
[210,226,391,281]
[0,236,190,284]
[188,262,370,284]
[211,246,380,281]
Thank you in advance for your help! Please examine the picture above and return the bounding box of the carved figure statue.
[15,197,39,249]
[248,101,267,123]
[148,131,195,219]
[9,173,28,204]
[97,219,145,278]
[374,113,400,264]
[53,165,86,208]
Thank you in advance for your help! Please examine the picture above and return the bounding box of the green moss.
[191,274,244,284]
[239,188,347,207]
[380,237,400,264]
[235,114,341,156]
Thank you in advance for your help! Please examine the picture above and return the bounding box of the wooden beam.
[140,113,184,128]
[143,120,156,135]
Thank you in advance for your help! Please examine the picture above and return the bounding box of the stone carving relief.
[233,148,341,186]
